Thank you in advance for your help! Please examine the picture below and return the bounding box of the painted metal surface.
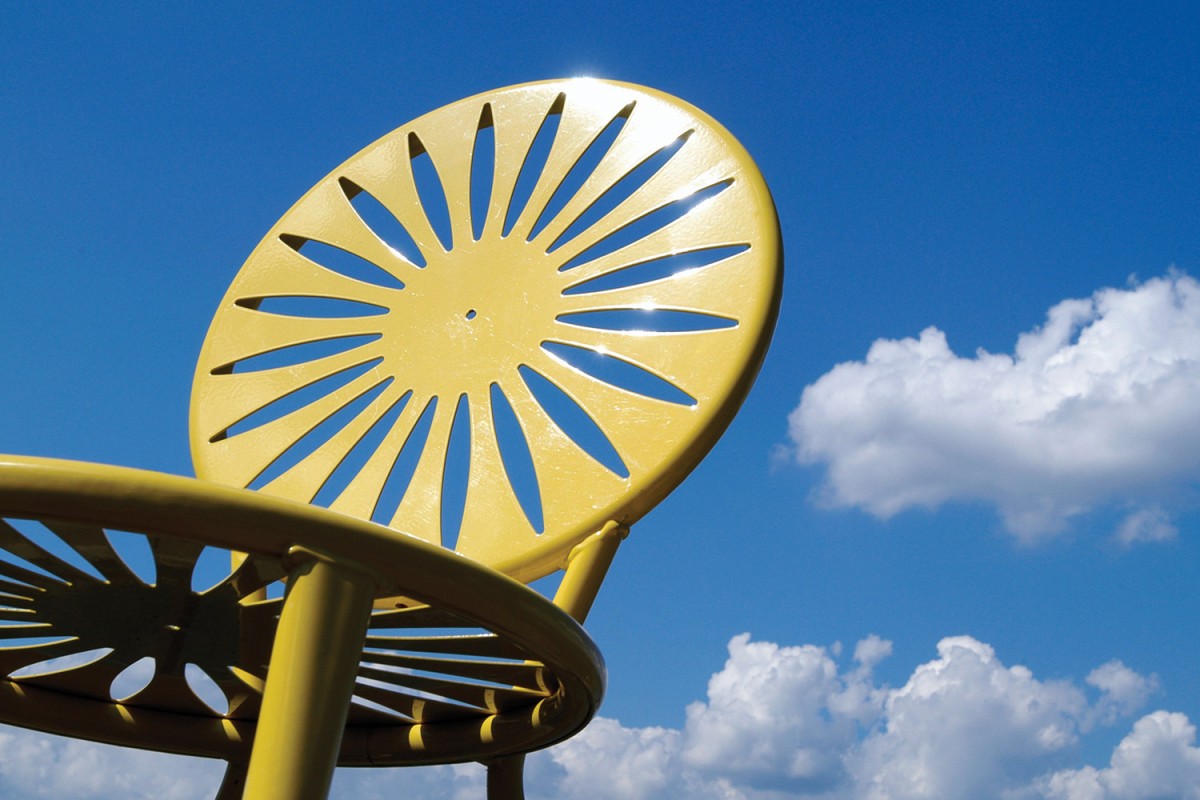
[190,78,782,584]
[0,78,780,799]
[0,456,603,774]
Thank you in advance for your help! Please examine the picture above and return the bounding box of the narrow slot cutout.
[350,693,411,721]
[490,383,545,533]
[104,530,156,585]
[542,341,695,406]
[562,245,749,295]
[5,519,105,582]
[549,130,689,253]
[190,546,232,593]
[222,357,384,439]
[408,133,453,252]
[502,95,565,237]
[225,334,382,375]
[247,377,393,493]
[556,309,737,333]
[0,523,70,586]
[440,395,472,551]
[340,178,428,267]
[470,105,496,241]
[9,647,113,678]
[110,656,155,701]
[0,637,71,650]
[313,390,412,509]
[371,397,439,525]
[517,365,629,478]
[559,180,733,271]
[282,235,405,290]
[528,103,633,242]
[185,664,230,715]
[235,296,388,319]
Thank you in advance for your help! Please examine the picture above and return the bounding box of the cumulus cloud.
[0,728,221,799]
[0,634,1176,800]
[681,634,886,792]
[788,271,1200,542]
[526,634,1158,800]
[1037,711,1200,799]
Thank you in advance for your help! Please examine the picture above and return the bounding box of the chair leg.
[241,549,375,800]
[215,762,247,800]
[486,754,526,800]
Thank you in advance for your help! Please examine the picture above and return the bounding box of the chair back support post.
[552,521,628,623]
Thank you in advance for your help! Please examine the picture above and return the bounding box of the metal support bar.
[483,521,627,799]
[552,521,627,624]
[242,547,376,800]
[215,762,248,800]
[484,753,526,800]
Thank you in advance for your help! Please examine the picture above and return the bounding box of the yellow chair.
[0,79,781,799]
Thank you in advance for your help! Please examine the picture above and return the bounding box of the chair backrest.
[189,79,781,584]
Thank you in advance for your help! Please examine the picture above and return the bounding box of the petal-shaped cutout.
[562,244,748,295]
[363,395,437,526]
[502,95,564,237]
[224,357,384,439]
[518,365,628,478]
[408,132,453,252]
[340,178,428,268]
[228,333,382,374]
[558,180,732,271]
[541,341,694,406]
[103,530,156,585]
[529,103,631,242]
[285,237,406,290]
[489,383,544,533]
[251,377,394,495]
[390,396,457,545]
[4,519,104,583]
[8,647,113,679]
[110,656,155,701]
[549,130,688,254]
[439,395,472,550]
[556,309,736,333]
[185,663,230,715]
[236,296,388,318]
[470,105,496,242]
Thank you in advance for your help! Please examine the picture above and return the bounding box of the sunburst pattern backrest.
[190,79,781,583]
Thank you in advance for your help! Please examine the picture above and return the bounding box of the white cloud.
[850,637,1100,800]
[788,271,1200,542]
[1038,711,1200,799]
[0,728,221,799]
[1085,661,1159,727]
[529,634,1156,800]
[681,633,886,792]
[1113,506,1178,547]
[0,635,1173,800]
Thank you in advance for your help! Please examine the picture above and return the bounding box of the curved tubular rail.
[0,456,604,783]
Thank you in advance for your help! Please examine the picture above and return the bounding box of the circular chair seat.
[0,456,603,766]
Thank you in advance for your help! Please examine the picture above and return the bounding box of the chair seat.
[0,455,603,766]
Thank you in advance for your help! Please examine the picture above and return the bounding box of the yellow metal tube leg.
[552,521,627,623]
[483,522,627,799]
[485,753,526,800]
[242,548,376,800]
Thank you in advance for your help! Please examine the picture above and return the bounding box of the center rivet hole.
[465,309,477,320]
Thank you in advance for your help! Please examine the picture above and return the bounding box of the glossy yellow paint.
[190,78,782,584]
[0,78,779,800]
[0,456,603,774]
[242,549,375,799]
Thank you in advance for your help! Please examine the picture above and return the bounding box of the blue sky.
[2,2,1200,798]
